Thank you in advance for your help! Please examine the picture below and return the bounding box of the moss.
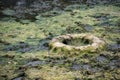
[49,33,106,55]
[0,4,120,80]
[25,66,76,80]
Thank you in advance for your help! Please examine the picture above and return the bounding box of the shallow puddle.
[71,64,82,70]
[107,44,120,52]
[84,24,93,32]
[25,60,46,67]
[3,38,50,53]
[109,60,119,69]
[13,77,24,80]
[97,55,108,63]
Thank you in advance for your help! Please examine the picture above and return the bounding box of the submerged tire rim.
[49,33,106,54]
